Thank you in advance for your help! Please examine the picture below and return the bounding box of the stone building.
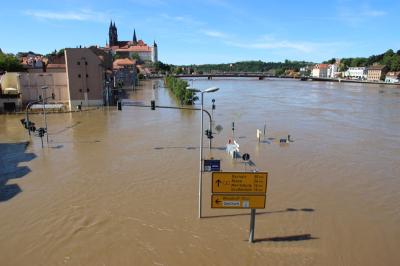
[0,47,112,112]
[367,65,388,81]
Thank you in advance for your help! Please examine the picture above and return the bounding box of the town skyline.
[1,0,399,65]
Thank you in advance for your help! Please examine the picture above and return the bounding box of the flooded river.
[1,78,400,265]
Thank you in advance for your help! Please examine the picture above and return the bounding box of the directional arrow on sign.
[216,179,222,187]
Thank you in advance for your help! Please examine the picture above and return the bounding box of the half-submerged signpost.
[211,172,268,243]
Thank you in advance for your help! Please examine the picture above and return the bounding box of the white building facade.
[385,72,400,83]
[344,67,367,80]
[327,64,338,78]
[312,64,329,78]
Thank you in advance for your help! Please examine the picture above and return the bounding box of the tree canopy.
[175,60,314,75]
[336,49,400,72]
[0,50,24,72]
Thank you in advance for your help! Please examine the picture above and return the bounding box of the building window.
[87,88,90,92]
[77,62,81,65]
[78,74,81,78]
[85,61,88,66]
[86,74,89,78]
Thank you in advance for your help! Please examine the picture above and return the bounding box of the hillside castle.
[106,21,158,63]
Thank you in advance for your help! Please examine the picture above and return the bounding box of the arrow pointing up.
[216,179,222,187]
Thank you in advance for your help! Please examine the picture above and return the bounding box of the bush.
[164,76,197,105]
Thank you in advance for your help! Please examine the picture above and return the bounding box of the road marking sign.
[211,194,266,209]
[242,153,250,161]
[212,172,268,193]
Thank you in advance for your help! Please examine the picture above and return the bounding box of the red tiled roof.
[368,65,386,70]
[315,64,329,69]
[115,46,151,52]
[386,71,400,77]
[113,58,136,69]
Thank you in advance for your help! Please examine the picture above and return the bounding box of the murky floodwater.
[1,78,400,265]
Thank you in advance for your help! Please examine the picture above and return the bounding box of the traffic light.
[28,121,36,132]
[37,128,46,137]
[205,129,213,139]
[151,100,155,110]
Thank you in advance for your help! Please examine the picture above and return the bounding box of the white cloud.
[362,10,386,17]
[201,31,333,53]
[23,9,108,22]
[336,4,387,25]
[160,14,204,26]
[129,0,167,6]
[202,30,229,38]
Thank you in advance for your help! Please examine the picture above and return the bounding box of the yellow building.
[367,65,388,81]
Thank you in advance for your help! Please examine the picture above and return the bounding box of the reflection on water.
[0,79,400,265]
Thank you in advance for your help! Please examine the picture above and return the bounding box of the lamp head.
[203,87,219,93]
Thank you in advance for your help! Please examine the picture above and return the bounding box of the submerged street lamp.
[41,86,49,144]
[199,86,219,218]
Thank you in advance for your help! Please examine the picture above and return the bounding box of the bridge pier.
[258,76,264,80]
[207,76,212,80]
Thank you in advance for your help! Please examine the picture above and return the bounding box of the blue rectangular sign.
[204,159,221,172]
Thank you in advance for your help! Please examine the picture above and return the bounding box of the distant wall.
[18,73,69,106]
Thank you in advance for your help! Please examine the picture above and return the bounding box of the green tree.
[164,76,197,105]
[130,52,140,61]
[0,51,24,72]
[57,49,65,56]
[113,54,121,60]
[391,55,400,71]
[382,50,394,67]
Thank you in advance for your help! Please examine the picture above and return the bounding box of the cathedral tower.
[109,21,118,46]
[132,29,137,45]
[151,40,158,63]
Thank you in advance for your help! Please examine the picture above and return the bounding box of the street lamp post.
[199,87,219,219]
[41,86,49,143]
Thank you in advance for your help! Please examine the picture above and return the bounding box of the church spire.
[132,29,137,45]
[109,20,118,46]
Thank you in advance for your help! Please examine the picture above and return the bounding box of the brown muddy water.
[0,79,400,265]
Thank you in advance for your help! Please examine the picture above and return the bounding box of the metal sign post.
[249,209,256,243]
[211,172,268,243]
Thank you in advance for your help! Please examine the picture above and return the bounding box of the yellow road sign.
[211,194,266,209]
[212,172,268,193]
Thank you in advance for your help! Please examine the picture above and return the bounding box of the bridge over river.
[149,73,280,80]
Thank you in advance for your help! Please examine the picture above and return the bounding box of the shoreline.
[305,77,400,86]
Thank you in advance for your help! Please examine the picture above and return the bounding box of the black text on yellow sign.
[211,194,266,209]
[212,172,268,193]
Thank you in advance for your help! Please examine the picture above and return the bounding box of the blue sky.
[1,0,399,64]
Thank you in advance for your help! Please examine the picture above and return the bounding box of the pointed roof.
[133,29,137,43]
[153,40,157,47]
